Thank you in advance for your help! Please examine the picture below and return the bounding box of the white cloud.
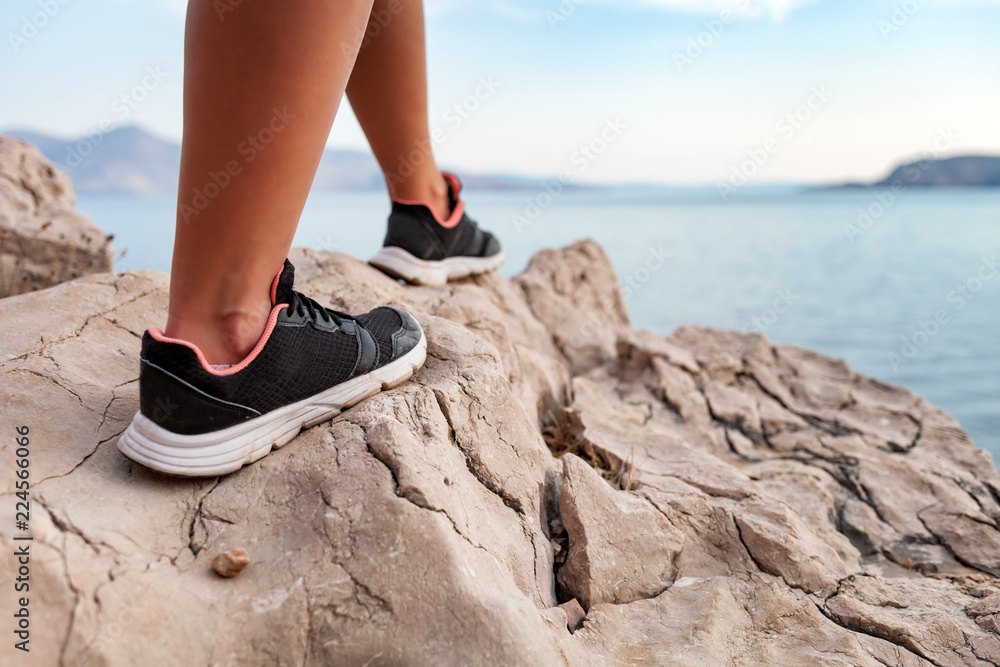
[927,0,1000,5]
[635,0,818,22]
[425,0,819,22]
[429,0,538,20]
[428,0,1000,23]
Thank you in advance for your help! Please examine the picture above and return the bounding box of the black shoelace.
[290,291,352,327]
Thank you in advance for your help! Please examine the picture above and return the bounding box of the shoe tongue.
[272,259,296,306]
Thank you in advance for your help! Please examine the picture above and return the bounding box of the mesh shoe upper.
[137,260,422,435]
[381,172,502,262]
[355,306,405,367]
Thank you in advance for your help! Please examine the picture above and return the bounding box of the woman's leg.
[346,0,450,220]
[166,0,374,364]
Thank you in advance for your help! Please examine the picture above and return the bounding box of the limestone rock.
[824,575,1000,664]
[1,240,999,666]
[514,240,630,375]
[559,598,588,632]
[557,574,917,667]
[557,453,684,608]
[0,136,114,297]
[967,592,1000,635]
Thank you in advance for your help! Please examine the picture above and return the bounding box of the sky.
[1,0,999,185]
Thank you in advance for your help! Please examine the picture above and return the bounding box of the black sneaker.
[369,172,505,285]
[118,259,426,477]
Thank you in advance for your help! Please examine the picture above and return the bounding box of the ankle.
[219,308,271,361]
[388,170,451,222]
[165,303,272,366]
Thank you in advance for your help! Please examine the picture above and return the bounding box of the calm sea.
[77,188,1000,464]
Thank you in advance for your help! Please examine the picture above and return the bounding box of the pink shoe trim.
[148,303,288,377]
[441,172,463,197]
[394,172,465,229]
[269,266,282,304]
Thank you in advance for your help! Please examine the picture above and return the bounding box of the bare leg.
[346,0,450,220]
[167,0,374,364]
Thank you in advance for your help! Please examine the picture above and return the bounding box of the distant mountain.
[311,148,384,191]
[828,155,1000,189]
[9,126,182,195]
[3,126,561,196]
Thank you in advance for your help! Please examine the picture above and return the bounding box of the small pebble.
[970,588,985,598]
[212,549,250,578]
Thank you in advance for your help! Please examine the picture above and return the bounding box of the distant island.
[3,126,563,196]
[827,155,1000,189]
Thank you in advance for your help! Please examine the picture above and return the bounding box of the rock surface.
[0,136,114,297]
[557,453,684,608]
[1,240,999,666]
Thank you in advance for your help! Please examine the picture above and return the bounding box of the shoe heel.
[370,247,448,286]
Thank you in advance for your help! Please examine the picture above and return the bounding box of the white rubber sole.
[118,333,427,477]
[369,246,506,286]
